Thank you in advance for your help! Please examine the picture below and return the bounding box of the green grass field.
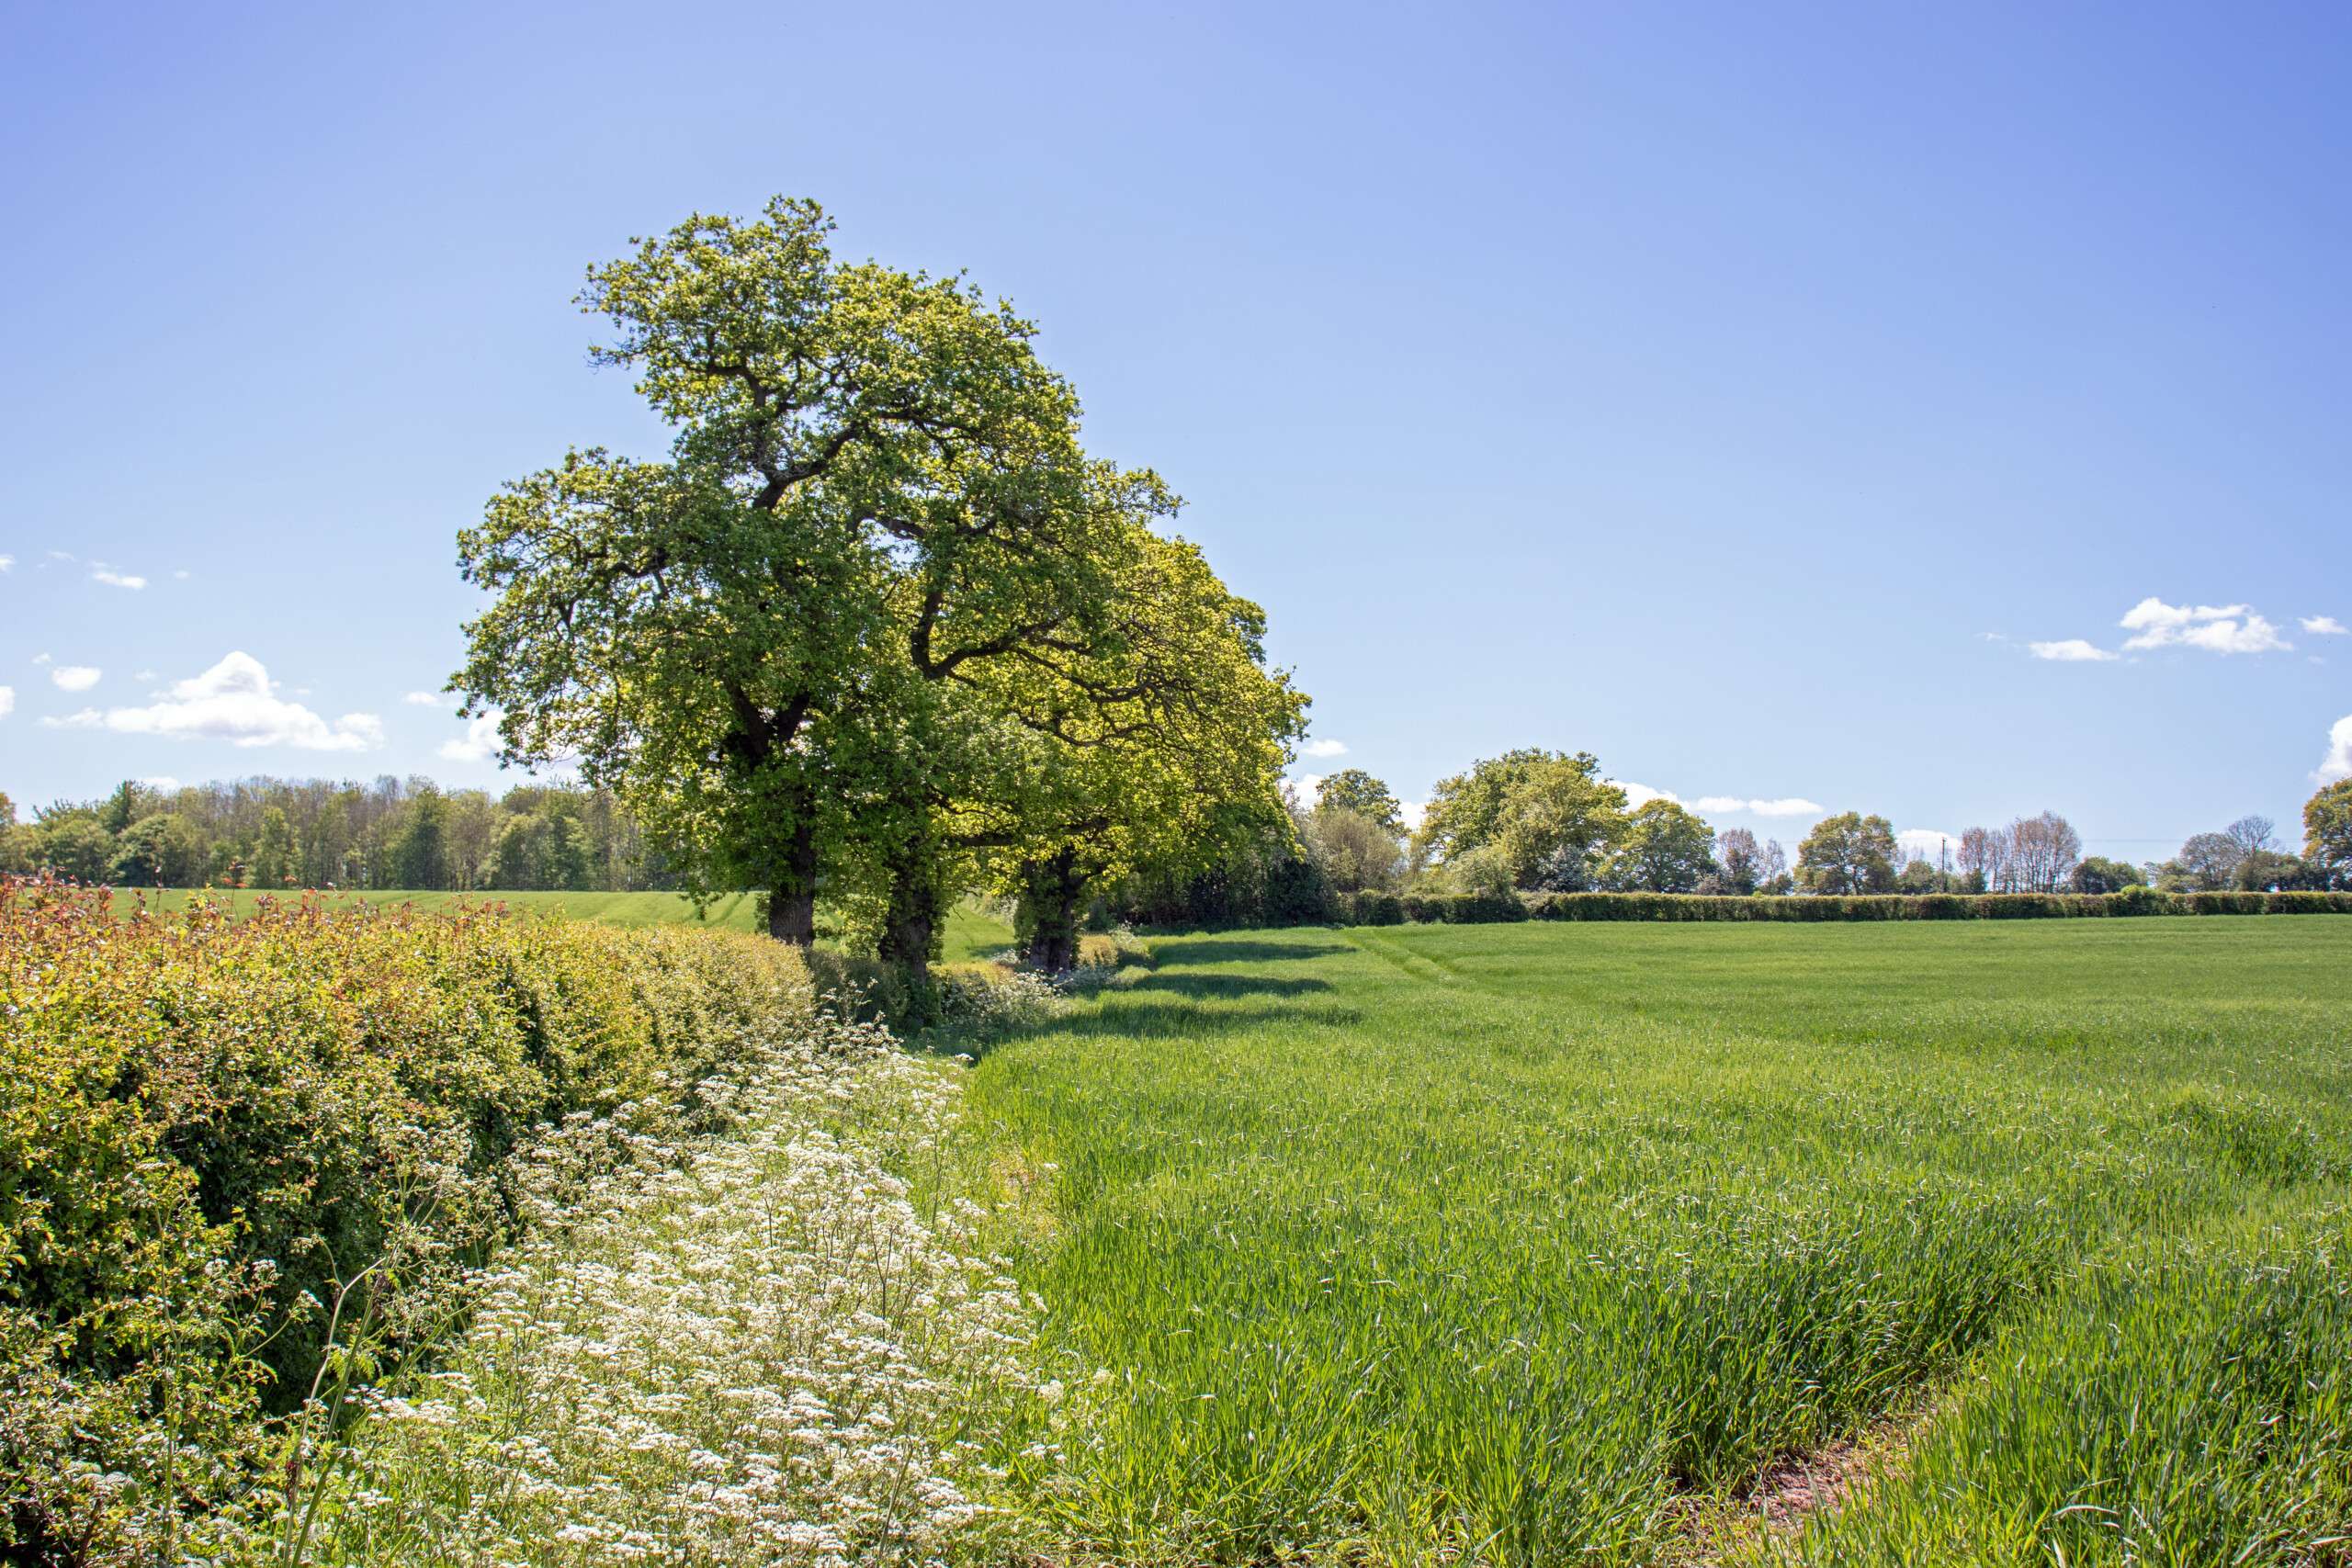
[968,919,2352,1564]
[108,886,1016,960]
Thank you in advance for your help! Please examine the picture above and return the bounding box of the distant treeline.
[0,776,671,892]
[1102,755,2352,933]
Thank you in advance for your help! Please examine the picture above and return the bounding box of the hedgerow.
[1329,888,2352,926]
[0,876,828,1563]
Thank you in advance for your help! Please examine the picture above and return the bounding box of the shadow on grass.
[1153,937,1352,967]
[1126,972,1333,1000]
[951,992,1366,1058]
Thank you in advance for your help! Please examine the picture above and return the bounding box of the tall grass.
[967,919,2352,1563]
[1775,1201,2352,1565]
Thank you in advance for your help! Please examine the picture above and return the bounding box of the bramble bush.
[0,876,827,1563]
[1328,887,2352,926]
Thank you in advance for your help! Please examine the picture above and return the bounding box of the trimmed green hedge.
[2,878,828,1562]
[1336,889,2352,926]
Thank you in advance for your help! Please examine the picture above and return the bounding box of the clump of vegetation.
[266,1003,1049,1568]
[0,876,824,1562]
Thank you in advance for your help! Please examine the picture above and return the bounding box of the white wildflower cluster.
[294,1014,1050,1567]
[934,964,1065,1035]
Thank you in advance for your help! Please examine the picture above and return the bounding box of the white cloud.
[2302,615,2347,637]
[1298,738,1348,759]
[1608,778,1682,811]
[439,710,503,762]
[140,775,181,791]
[1286,771,1326,802]
[47,550,74,563]
[51,665,101,692]
[1895,828,1959,862]
[2119,597,2290,655]
[0,554,13,572]
[87,651,384,750]
[90,565,147,590]
[2030,638,2118,662]
[2181,615,2289,654]
[133,669,157,682]
[2320,715,2352,784]
[41,708,100,729]
[0,686,11,719]
[31,653,50,666]
[1398,799,1428,832]
[403,690,449,707]
[1684,794,1826,819]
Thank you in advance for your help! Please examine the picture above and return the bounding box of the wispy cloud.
[0,555,14,573]
[0,686,12,720]
[439,710,503,762]
[51,664,101,692]
[2120,597,2290,655]
[1608,778,1681,811]
[1895,828,1959,860]
[403,690,449,707]
[90,564,147,590]
[2030,638,2118,662]
[2320,715,2352,784]
[1690,794,1825,818]
[72,651,383,750]
[2303,615,2348,637]
[1298,737,1348,759]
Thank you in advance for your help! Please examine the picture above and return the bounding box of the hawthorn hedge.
[0,878,827,1562]
[1336,888,2352,925]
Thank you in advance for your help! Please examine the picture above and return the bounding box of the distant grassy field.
[971,919,2352,1564]
[112,887,1016,961]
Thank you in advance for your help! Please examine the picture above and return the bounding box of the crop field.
[107,886,1017,959]
[967,918,2352,1563]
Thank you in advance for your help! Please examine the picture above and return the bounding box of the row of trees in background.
[12,763,2347,934]
[0,778,663,893]
[1118,757,2352,929]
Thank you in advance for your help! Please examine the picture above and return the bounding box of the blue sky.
[4,0,2347,863]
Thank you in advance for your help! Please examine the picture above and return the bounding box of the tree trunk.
[1020,850,1083,972]
[879,837,944,1021]
[763,819,819,945]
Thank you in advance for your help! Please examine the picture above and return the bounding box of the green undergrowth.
[966,918,2352,1564]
